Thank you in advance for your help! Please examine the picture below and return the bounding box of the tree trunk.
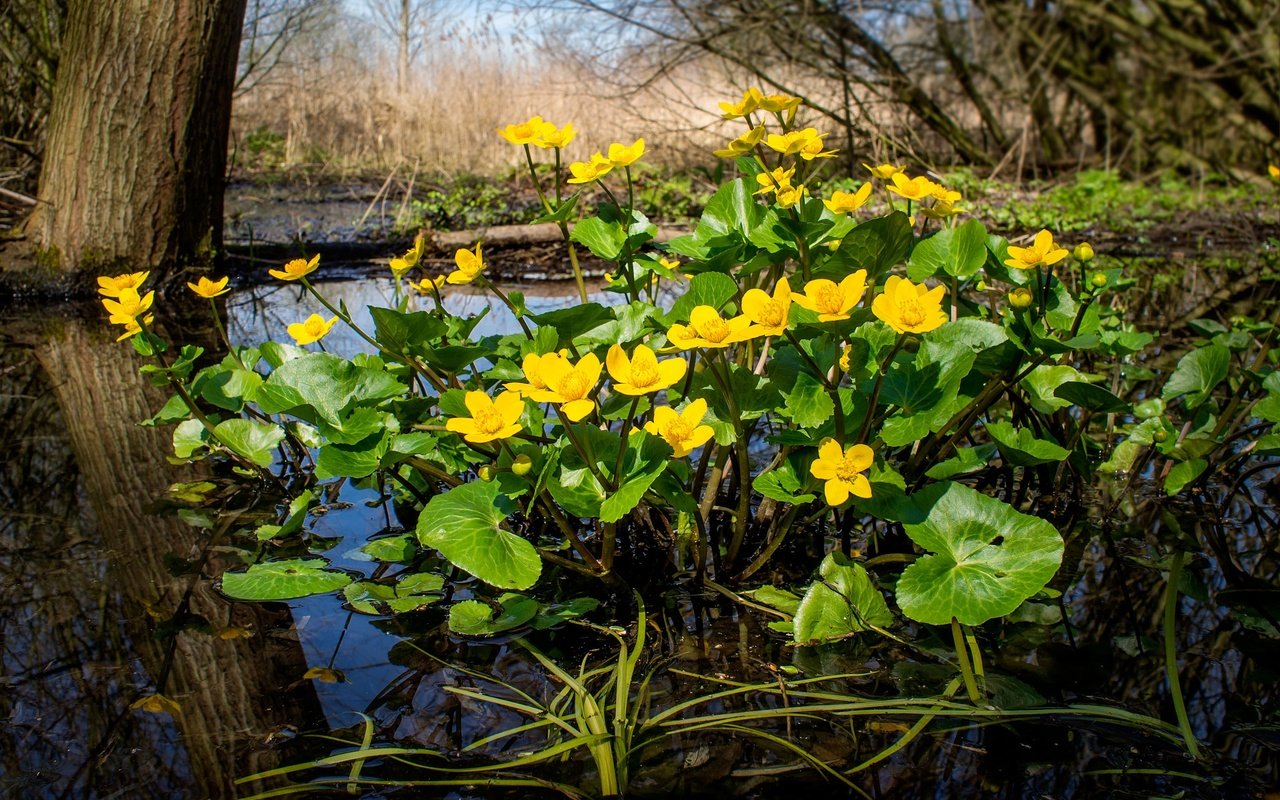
[25,0,247,277]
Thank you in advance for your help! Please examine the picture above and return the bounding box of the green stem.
[481,278,533,339]
[858,334,907,444]
[951,617,982,705]
[555,406,613,491]
[1163,550,1202,759]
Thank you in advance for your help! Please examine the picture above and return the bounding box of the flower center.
[665,418,692,444]
[306,319,325,336]
[835,453,864,481]
[693,316,730,342]
[898,298,927,327]
[629,361,659,387]
[758,299,786,327]
[815,284,845,315]
[557,371,591,400]
[474,408,504,434]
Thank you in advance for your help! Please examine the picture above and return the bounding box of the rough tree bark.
[24,0,247,277]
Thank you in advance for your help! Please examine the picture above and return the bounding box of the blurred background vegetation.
[2,0,1277,195]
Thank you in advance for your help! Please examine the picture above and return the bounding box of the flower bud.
[1074,242,1094,261]
[511,454,533,476]
[477,465,496,482]
[1152,428,1169,443]
[1008,287,1034,309]
[1090,271,1108,289]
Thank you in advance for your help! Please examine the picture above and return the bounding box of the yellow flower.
[755,165,795,196]
[447,243,485,285]
[186,275,230,299]
[885,173,938,202]
[408,275,446,294]
[532,352,603,422]
[666,305,753,349]
[719,87,764,119]
[445,390,524,444]
[534,120,575,149]
[764,127,826,157]
[872,275,947,334]
[497,115,544,146]
[644,398,715,458]
[567,153,614,184]
[809,439,874,505]
[658,257,681,271]
[739,277,792,337]
[115,315,155,341]
[1005,230,1070,270]
[287,313,338,346]
[97,271,149,298]
[791,272,868,322]
[102,287,156,325]
[758,93,802,114]
[505,351,564,397]
[839,343,852,372]
[1074,242,1094,261]
[269,254,320,281]
[1008,287,1034,309]
[606,344,687,395]
[1268,164,1279,180]
[713,125,765,159]
[798,131,838,161]
[864,163,904,180]
[776,184,809,209]
[390,233,425,278]
[607,138,645,167]
[823,183,873,215]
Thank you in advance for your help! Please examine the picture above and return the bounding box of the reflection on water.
[0,266,1277,798]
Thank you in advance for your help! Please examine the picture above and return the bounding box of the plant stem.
[951,617,982,705]
[1163,550,1202,759]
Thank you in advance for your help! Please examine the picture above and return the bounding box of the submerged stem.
[1163,550,1202,759]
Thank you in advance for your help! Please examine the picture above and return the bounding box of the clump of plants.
[99,87,1280,795]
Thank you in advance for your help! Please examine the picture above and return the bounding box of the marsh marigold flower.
[645,399,714,458]
[97,271,149,298]
[497,115,544,146]
[719,87,764,119]
[1008,287,1034,310]
[759,93,802,114]
[115,316,154,342]
[445,390,524,444]
[269,254,320,281]
[739,277,792,337]
[864,163,904,180]
[792,272,868,322]
[534,120,575,149]
[532,352,603,422]
[713,125,765,159]
[447,244,485,285]
[607,138,645,167]
[408,275,446,294]
[606,344,687,395]
[187,275,230,299]
[390,234,425,278]
[1269,164,1279,180]
[667,306,753,350]
[505,351,565,397]
[885,173,938,202]
[810,439,873,505]
[776,185,809,209]
[1073,242,1095,261]
[765,128,828,157]
[287,313,338,346]
[824,184,873,215]
[1005,230,1069,270]
[755,165,795,197]
[567,153,614,184]
[102,287,155,325]
[872,275,947,334]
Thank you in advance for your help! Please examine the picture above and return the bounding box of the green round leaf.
[448,593,539,636]
[220,558,352,601]
[343,573,444,615]
[793,553,893,645]
[416,481,541,590]
[896,482,1063,625]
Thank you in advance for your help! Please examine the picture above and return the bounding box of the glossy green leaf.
[783,371,835,429]
[343,573,444,615]
[416,480,540,590]
[831,211,913,281]
[255,490,315,541]
[214,418,285,468]
[668,272,740,322]
[792,553,893,645]
[896,482,1064,625]
[986,420,1070,467]
[252,352,403,426]
[570,216,626,260]
[369,307,447,355]
[1164,458,1208,495]
[1054,381,1129,413]
[906,219,987,280]
[448,593,539,636]
[220,558,352,601]
[744,586,803,616]
[1162,345,1230,409]
[357,534,417,563]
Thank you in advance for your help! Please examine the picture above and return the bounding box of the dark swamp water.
[2,240,1279,799]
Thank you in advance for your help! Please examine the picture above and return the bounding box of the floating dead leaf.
[130,693,181,715]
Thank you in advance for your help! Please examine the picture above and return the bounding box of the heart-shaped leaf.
[416,480,541,590]
[792,553,893,645]
[220,558,352,601]
[448,593,539,636]
[896,482,1063,625]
